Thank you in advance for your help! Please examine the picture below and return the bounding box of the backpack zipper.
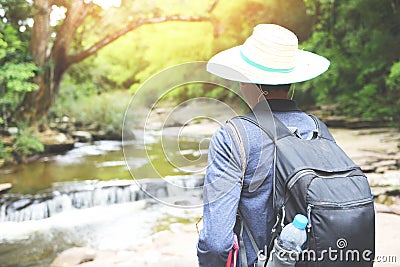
[309,197,373,209]
[307,204,313,233]
[305,197,372,233]
[287,169,359,191]
[287,169,316,190]
[305,197,373,236]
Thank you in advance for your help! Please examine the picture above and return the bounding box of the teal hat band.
[240,50,295,73]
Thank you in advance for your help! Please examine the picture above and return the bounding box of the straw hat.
[207,24,330,85]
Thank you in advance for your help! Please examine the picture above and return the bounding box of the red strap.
[226,250,233,267]
[226,234,239,267]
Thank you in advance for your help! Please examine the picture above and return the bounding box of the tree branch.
[68,14,213,65]
[207,0,220,13]
[50,0,70,8]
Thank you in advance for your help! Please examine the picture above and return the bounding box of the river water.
[0,124,399,267]
[0,136,207,194]
[0,130,208,267]
[0,141,129,194]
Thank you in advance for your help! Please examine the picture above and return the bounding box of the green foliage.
[384,61,400,123]
[59,56,107,100]
[13,126,44,157]
[0,0,33,30]
[57,0,400,126]
[50,90,131,133]
[212,0,313,53]
[386,61,400,91]
[0,140,11,160]
[301,0,400,123]
[65,0,314,107]
[0,24,38,126]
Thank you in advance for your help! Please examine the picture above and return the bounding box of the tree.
[5,0,220,123]
[302,0,400,123]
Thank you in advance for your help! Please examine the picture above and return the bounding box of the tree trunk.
[16,64,65,123]
[14,0,52,123]
[15,0,87,123]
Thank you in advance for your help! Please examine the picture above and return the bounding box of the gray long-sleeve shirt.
[197,99,317,267]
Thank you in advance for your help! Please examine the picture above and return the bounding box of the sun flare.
[91,0,121,9]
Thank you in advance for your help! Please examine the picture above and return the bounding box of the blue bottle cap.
[293,214,308,230]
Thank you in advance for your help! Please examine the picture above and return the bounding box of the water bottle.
[266,214,308,267]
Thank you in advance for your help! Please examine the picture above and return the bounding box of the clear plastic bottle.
[278,214,308,252]
[266,214,308,267]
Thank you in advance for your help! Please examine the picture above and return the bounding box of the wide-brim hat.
[207,24,330,85]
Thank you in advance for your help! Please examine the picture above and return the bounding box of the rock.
[61,116,71,123]
[345,118,386,129]
[50,247,138,267]
[360,165,377,173]
[0,183,12,194]
[153,107,168,115]
[91,130,121,141]
[390,205,400,215]
[7,127,19,135]
[377,194,389,205]
[372,186,395,196]
[367,171,400,187]
[71,131,92,143]
[50,247,96,267]
[38,131,75,153]
[324,116,348,128]
[375,203,400,215]
[86,123,100,131]
[375,213,400,264]
[375,203,393,213]
[50,214,400,267]
[375,166,389,174]
[372,160,398,168]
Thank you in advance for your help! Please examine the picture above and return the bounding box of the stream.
[0,131,207,267]
[0,124,399,267]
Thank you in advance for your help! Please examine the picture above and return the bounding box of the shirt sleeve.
[197,125,244,267]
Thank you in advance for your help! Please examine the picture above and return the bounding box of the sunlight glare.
[50,5,67,27]
[92,0,121,9]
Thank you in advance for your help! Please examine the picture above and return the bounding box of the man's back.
[197,99,317,266]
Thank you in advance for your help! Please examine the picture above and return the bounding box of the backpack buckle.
[280,206,286,228]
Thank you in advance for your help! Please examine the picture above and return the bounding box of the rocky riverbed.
[51,213,400,267]
[331,128,400,214]
[49,118,400,267]
[2,98,399,266]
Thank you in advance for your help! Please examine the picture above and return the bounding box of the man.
[197,24,330,266]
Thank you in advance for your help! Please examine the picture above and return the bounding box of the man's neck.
[265,91,289,99]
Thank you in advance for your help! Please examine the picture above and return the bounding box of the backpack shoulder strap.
[227,116,277,266]
[308,114,336,141]
[238,211,265,267]
[235,112,293,141]
[226,119,247,184]
[225,119,249,266]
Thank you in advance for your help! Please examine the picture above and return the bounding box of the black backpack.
[230,108,375,267]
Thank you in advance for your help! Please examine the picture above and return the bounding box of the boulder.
[91,130,121,141]
[38,131,75,153]
[0,182,12,194]
[7,127,19,135]
[50,247,96,267]
[50,247,138,267]
[71,131,92,143]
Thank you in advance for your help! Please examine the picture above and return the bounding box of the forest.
[0,0,399,163]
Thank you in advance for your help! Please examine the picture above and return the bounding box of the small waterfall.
[0,176,204,222]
